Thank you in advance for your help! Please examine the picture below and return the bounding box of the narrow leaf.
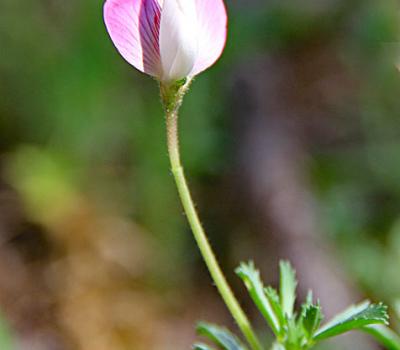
[0,314,13,350]
[193,343,217,350]
[361,325,400,350]
[279,261,297,318]
[197,322,248,350]
[265,287,286,329]
[313,301,389,341]
[236,262,280,335]
[395,299,400,320]
[286,316,302,346]
[301,303,323,339]
[305,290,313,306]
[271,342,285,350]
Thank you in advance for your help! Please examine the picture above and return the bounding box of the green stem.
[362,326,400,350]
[161,81,263,350]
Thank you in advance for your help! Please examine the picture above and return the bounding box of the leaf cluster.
[194,261,395,350]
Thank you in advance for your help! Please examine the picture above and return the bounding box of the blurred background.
[1,0,400,349]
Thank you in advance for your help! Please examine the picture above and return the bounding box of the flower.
[103,0,227,83]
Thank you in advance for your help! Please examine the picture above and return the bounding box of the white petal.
[159,0,199,82]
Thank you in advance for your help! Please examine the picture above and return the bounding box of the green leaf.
[0,314,14,350]
[271,342,285,350]
[313,301,389,341]
[236,262,280,335]
[361,325,400,350]
[193,343,217,350]
[196,322,248,350]
[305,291,313,306]
[279,261,297,318]
[265,287,286,329]
[394,299,400,320]
[286,316,302,347]
[301,303,323,339]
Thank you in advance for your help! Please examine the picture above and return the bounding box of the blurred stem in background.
[160,80,263,350]
[0,312,14,350]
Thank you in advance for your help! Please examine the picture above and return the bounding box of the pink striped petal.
[104,0,162,77]
[191,0,228,76]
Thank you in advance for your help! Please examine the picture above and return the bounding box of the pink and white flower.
[104,0,227,83]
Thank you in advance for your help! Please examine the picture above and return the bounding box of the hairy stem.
[161,81,263,350]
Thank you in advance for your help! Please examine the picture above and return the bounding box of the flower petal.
[159,0,199,82]
[191,0,227,76]
[104,0,162,77]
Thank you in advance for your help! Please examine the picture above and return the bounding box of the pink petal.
[191,0,228,76]
[104,0,162,77]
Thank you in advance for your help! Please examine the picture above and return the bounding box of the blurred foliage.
[0,312,13,350]
[197,261,391,350]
